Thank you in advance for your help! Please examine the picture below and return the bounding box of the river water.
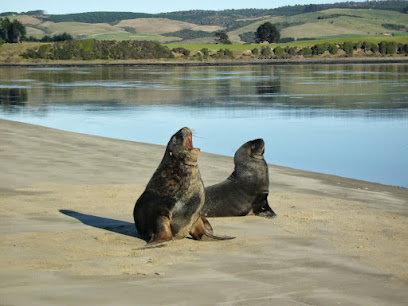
[1,64,407,187]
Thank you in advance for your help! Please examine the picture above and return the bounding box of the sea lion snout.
[250,138,265,157]
[167,127,200,163]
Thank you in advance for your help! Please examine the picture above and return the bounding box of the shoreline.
[1,56,408,67]
[3,119,406,190]
[1,118,407,304]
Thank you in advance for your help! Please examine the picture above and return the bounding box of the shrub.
[398,44,408,55]
[342,41,354,56]
[278,37,295,43]
[172,47,190,56]
[200,48,209,58]
[273,46,285,58]
[311,44,327,55]
[326,43,338,55]
[285,46,296,56]
[379,41,396,55]
[385,41,397,54]
[212,48,234,59]
[361,41,379,53]
[298,47,312,57]
[260,46,272,58]
[251,48,259,55]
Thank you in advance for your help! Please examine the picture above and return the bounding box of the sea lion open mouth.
[186,133,200,151]
[186,134,193,150]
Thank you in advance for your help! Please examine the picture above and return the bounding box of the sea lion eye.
[169,151,173,157]
[251,144,256,150]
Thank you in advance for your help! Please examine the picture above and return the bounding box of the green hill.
[2,1,408,43]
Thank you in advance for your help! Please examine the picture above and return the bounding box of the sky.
[1,0,348,15]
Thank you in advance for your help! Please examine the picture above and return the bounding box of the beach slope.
[0,119,407,305]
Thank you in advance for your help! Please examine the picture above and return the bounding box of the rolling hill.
[2,1,408,44]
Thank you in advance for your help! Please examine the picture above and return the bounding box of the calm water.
[1,64,407,187]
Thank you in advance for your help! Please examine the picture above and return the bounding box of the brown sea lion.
[133,127,234,247]
[203,138,276,218]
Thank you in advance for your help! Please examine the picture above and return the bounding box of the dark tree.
[256,22,280,43]
[0,17,26,43]
[215,32,231,44]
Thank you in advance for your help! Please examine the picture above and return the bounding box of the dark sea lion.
[203,138,276,218]
[133,127,234,247]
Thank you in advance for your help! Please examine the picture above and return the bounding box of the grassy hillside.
[2,1,408,43]
[229,8,408,43]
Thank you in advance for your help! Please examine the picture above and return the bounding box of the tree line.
[21,40,175,60]
[170,40,408,60]
[0,17,73,44]
[24,32,73,42]
[0,17,26,43]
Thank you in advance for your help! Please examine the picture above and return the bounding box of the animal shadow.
[60,209,143,240]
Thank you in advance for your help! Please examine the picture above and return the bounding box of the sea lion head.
[165,127,200,165]
[234,138,265,164]
[232,138,267,184]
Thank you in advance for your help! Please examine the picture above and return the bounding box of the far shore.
[1,56,408,67]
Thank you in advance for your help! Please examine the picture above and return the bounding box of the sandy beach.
[0,118,407,305]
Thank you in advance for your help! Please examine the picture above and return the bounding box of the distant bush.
[397,43,408,55]
[285,46,296,56]
[382,23,407,31]
[162,29,214,41]
[211,48,234,59]
[239,32,257,43]
[361,41,379,53]
[273,46,285,58]
[251,48,259,55]
[24,32,73,42]
[200,48,209,58]
[298,47,312,57]
[326,43,338,55]
[172,47,190,56]
[342,41,354,56]
[311,43,327,55]
[260,46,272,58]
[379,41,397,55]
[278,37,295,43]
[20,40,175,60]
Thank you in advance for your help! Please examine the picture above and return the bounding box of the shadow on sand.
[60,209,142,239]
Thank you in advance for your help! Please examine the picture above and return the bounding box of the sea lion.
[133,127,233,247]
[203,138,276,218]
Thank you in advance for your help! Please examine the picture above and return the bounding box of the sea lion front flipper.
[251,193,276,218]
[190,216,235,240]
[148,215,173,247]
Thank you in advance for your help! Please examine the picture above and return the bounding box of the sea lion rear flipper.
[190,216,235,240]
[147,215,173,247]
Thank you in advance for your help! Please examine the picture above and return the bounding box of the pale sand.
[0,118,407,305]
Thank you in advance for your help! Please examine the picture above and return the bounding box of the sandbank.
[0,119,407,305]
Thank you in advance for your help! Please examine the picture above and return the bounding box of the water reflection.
[0,64,407,187]
[0,64,407,117]
[0,88,28,112]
